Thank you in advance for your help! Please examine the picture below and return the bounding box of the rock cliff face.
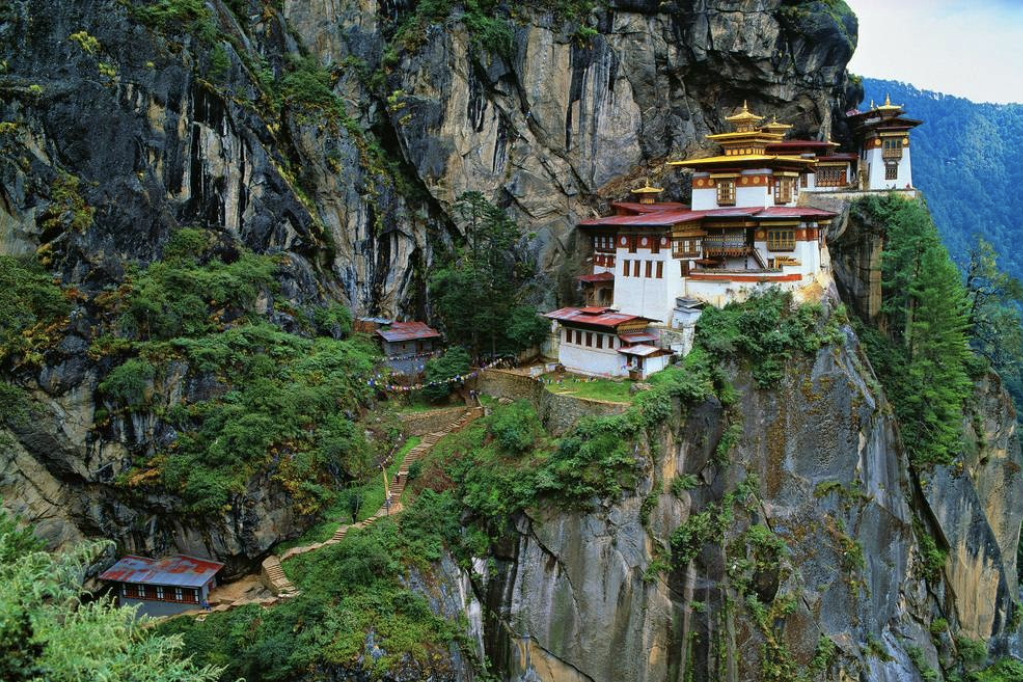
[0,0,858,565]
[449,317,1023,682]
[3,1,1022,680]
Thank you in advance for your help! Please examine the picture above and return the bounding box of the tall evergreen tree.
[430,192,541,357]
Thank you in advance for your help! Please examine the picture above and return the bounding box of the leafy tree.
[0,507,220,682]
[430,192,537,357]
[506,305,549,351]
[422,346,471,403]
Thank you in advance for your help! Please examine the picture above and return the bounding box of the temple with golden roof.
[544,98,922,379]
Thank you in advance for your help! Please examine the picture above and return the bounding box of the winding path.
[171,406,483,619]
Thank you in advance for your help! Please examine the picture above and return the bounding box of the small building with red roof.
[373,321,443,376]
[100,554,224,617]
[544,307,662,378]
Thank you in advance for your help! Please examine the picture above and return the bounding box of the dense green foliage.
[0,255,69,364]
[422,346,472,403]
[429,192,543,357]
[0,507,219,682]
[862,80,1023,283]
[93,229,379,514]
[158,517,462,681]
[695,290,842,387]
[854,195,974,465]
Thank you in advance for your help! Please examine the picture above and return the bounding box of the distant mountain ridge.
[862,78,1023,278]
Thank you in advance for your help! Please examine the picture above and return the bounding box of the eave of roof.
[668,154,817,168]
[99,555,224,588]
[376,322,441,343]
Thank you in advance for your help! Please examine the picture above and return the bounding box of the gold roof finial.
[885,93,891,106]
[870,99,876,110]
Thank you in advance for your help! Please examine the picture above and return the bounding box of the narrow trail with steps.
[165,405,484,621]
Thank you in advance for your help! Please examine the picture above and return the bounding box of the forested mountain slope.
[862,78,1023,276]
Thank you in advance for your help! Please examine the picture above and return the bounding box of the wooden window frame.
[716,180,736,206]
[633,261,640,277]
[656,261,664,279]
[767,228,796,252]
[774,176,793,204]
[885,163,899,180]
[622,260,629,277]
[628,236,637,254]
[645,261,652,278]
[596,334,603,349]
[585,332,593,348]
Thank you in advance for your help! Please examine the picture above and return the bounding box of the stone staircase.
[259,555,299,597]
[206,405,485,604]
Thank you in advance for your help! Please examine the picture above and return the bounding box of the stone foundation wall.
[400,406,469,436]
[474,370,629,435]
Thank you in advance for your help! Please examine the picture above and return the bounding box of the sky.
[846,0,1023,104]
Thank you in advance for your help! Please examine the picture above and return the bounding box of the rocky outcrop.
[439,320,1023,682]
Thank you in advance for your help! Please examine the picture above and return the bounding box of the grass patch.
[543,373,635,403]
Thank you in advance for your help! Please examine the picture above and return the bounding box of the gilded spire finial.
[885,93,892,106]
[743,100,749,111]
[870,99,876,110]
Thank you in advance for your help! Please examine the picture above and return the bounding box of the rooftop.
[545,306,658,328]
[99,554,224,588]
[576,272,615,283]
[609,201,689,214]
[376,321,441,343]
[579,205,836,228]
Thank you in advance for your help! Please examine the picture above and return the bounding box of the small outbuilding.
[99,554,224,617]
[374,321,443,375]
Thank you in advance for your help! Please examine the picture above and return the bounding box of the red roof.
[376,321,441,343]
[579,205,835,229]
[619,332,657,344]
[99,555,224,588]
[766,140,838,151]
[545,307,658,328]
[816,153,857,162]
[576,272,615,283]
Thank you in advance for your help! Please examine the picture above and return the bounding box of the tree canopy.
[429,192,545,357]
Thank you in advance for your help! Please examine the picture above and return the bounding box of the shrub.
[39,173,94,234]
[489,400,542,454]
[99,358,156,409]
[694,290,831,388]
[422,347,471,403]
[0,256,69,362]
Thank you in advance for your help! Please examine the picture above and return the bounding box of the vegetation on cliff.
[854,194,975,465]
[0,507,219,682]
[429,192,548,358]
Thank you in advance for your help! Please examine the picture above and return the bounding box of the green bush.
[422,346,471,403]
[694,290,834,388]
[99,358,156,409]
[0,256,69,362]
[489,400,542,454]
[957,636,988,665]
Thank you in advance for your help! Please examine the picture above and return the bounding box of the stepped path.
[162,406,484,621]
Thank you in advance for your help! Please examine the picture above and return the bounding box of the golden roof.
[705,131,786,142]
[760,116,793,134]
[631,180,664,194]
[876,93,902,112]
[725,101,765,124]
[668,154,817,168]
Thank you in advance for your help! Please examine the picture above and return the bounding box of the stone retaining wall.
[473,370,629,435]
[399,406,469,435]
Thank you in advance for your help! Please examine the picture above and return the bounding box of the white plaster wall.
[736,185,770,208]
[559,339,627,377]
[692,186,717,210]
[866,147,913,190]
[613,246,682,323]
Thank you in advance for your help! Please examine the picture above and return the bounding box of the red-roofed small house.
[374,321,442,375]
[100,554,224,617]
[545,307,660,377]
